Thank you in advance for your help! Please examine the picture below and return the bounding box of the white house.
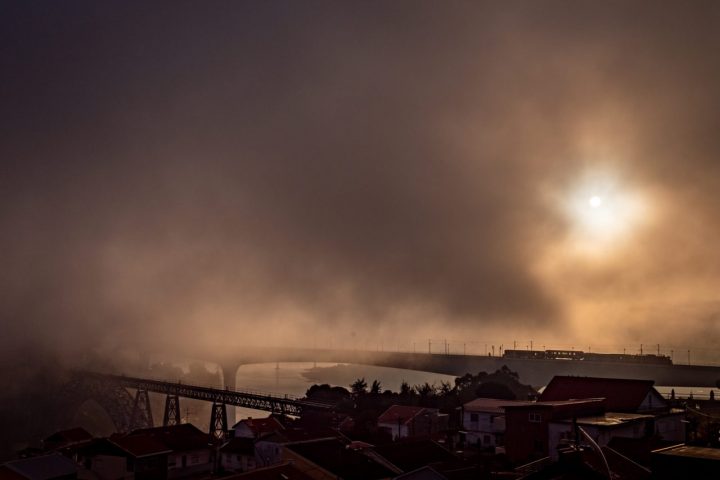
[462,398,534,450]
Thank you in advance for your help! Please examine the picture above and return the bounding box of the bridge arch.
[61,374,135,433]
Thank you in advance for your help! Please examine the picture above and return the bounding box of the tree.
[475,381,516,400]
[438,381,454,396]
[350,377,368,395]
[400,381,413,397]
[415,382,436,397]
[370,379,382,395]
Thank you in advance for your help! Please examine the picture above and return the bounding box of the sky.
[2,1,720,363]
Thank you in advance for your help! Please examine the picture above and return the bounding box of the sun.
[589,196,603,208]
[559,171,647,253]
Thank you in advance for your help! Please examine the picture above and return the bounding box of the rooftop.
[286,438,397,480]
[223,462,315,479]
[110,435,172,458]
[43,427,93,447]
[233,416,285,437]
[3,453,78,480]
[373,439,458,472]
[128,423,210,452]
[540,376,664,412]
[378,405,436,426]
[554,412,653,428]
[652,444,720,461]
[463,397,535,413]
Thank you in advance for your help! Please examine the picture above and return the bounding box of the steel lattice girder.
[81,372,334,416]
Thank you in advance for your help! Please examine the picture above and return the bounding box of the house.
[461,398,535,450]
[254,428,338,468]
[503,398,605,464]
[233,416,285,439]
[650,444,720,479]
[372,439,460,474]
[43,429,94,452]
[220,437,256,473]
[539,376,685,442]
[548,412,656,460]
[283,438,398,480]
[539,376,668,413]
[109,434,173,479]
[0,454,78,480]
[128,424,213,478]
[377,406,447,441]
[78,424,212,480]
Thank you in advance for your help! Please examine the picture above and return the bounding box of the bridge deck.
[84,372,334,416]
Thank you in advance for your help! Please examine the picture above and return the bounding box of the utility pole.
[530,340,533,351]
[640,344,643,355]
[688,349,691,365]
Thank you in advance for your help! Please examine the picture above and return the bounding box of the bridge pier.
[130,389,154,430]
[209,401,228,440]
[218,362,241,425]
[163,394,181,426]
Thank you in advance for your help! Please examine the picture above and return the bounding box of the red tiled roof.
[129,424,210,452]
[257,427,338,444]
[111,435,172,458]
[377,405,431,426]
[44,427,93,444]
[233,416,285,436]
[539,376,661,412]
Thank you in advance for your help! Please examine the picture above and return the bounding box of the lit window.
[528,412,542,423]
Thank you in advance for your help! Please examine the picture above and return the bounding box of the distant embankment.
[134,343,720,389]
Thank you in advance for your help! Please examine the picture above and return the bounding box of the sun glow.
[561,172,647,253]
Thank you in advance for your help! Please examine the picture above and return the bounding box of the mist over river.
[230,362,457,423]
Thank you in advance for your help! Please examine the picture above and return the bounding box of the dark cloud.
[2,1,720,359]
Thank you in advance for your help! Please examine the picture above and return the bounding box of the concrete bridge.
[134,344,720,390]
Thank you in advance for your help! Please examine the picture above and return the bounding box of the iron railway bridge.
[76,371,335,439]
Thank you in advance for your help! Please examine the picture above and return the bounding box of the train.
[502,349,673,365]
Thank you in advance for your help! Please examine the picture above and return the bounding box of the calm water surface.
[230,362,456,423]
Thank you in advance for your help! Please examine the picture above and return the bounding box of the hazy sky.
[2,1,720,360]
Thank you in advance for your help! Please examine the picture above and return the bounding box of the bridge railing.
[92,372,301,400]
[80,371,335,410]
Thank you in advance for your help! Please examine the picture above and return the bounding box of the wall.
[463,411,505,447]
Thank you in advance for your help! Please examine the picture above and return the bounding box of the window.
[483,435,492,444]
[470,413,479,422]
[528,412,542,423]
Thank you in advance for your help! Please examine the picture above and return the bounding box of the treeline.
[305,365,538,412]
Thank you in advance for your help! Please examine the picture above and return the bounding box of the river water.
[230,362,457,423]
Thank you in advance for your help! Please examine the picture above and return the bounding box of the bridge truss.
[82,372,335,417]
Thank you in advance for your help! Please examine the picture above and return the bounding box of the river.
[230,362,457,423]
